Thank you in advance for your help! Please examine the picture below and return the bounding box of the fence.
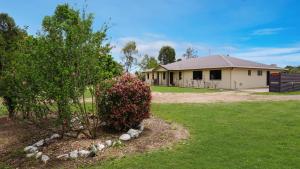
[269,73,300,92]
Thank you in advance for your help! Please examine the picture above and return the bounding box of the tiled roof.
[161,55,282,70]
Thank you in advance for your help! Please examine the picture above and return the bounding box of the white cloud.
[234,46,300,67]
[110,33,300,68]
[251,27,285,36]
[111,34,237,61]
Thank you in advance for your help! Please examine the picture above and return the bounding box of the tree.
[0,13,27,118]
[183,47,197,59]
[139,54,158,70]
[122,41,138,72]
[36,4,112,138]
[285,65,300,73]
[98,54,123,80]
[158,46,176,65]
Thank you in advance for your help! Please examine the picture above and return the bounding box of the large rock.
[96,143,105,151]
[35,152,42,159]
[24,146,38,153]
[127,129,140,138]
[105,140,112,147]
[33,139,44,147]
[50,133,60,140]
[69,150,78,159]
[119,134,131,141]
[41,155,50,164]
[78,150,90,157]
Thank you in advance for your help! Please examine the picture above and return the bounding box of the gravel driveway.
[152,91,300,103]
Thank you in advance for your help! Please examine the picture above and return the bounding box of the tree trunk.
[4,96,15,118]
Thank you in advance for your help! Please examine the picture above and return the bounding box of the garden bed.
[0,116,189,169]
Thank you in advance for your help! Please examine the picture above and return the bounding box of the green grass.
[89,101,300,169]
[151,86,221,93]
[255,91,300,95]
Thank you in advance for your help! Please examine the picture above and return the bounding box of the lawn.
[255,91,300,95]
[90,101,300,169]
[151,86,221,93]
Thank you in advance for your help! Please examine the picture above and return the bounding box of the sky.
[1,0,300,67]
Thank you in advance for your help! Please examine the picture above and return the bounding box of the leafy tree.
[98,54,123,80]
[285,65,300,73]
[183,47,197,59]
[0,13,27,118]
[139,54,158,70]
[36,4,112,138]
[158,46,176,65]
[122,41,138,72]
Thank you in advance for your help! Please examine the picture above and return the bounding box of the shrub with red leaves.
[98,74,151,131]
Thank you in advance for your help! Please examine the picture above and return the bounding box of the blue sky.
[1,0,300,66]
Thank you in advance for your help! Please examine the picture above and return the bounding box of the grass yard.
[255,91,300,95]
[90,101,300,169]
[151,86,221,93]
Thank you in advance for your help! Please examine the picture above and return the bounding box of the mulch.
[0,116,189,169]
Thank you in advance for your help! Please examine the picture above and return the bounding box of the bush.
[98,74,151,131]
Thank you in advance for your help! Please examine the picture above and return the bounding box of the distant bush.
[98,74,151,131]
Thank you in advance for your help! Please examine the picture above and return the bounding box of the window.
[179,72,182,80]
[193,71,203,80]
[152,73,154,79]
[210,70,222,80]
[257,70,263,76]
[248,70,251,76]
[163,72,166,80]
[147,73,149,79]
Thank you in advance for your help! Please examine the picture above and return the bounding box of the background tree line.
[121,41,198,72]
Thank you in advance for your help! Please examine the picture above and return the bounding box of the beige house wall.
[169,69,231,89]
[143,68,280,89]
[231,68,279,89]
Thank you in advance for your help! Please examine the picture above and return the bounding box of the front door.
[157,72,160,85]
[267,71,270,86]
[170,72,174,85]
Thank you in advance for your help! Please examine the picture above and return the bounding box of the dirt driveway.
[152,91,300,103]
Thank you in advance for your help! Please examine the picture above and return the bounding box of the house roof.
[160,55,282,71]
[143,68,154,72]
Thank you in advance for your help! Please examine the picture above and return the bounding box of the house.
[143,55,282,89]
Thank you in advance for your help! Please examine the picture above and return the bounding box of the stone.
[33,139,44,147]
[78,150,90,157]
[71,117,79,123]
[96,143,105,151]
[112,140,122,147]
[26,152,36,158]
[119,134,131,141]
[127,129,140,138]
[44,138,50,143]
[69,150,78,159]
[138,124,144,132]
[105,140,112,147]
[24,146,38,153]
[41,155,50,164]
[57,154,69,159]
[89,145,98,157]
[50,133,60,140]
[35,152,42,159]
